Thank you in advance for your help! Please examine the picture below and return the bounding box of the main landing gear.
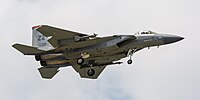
[76,56,95,77]
[76,52,90,65]
[87,69,95,76]
[77,58,84,65]
[127,49,137,65]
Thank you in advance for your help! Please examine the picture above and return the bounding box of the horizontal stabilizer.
[38,67,59,79]
[12,44,44,55]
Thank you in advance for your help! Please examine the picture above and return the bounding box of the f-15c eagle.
[12,25,184,79]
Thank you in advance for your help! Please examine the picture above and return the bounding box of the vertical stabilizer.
[32,25,54,51]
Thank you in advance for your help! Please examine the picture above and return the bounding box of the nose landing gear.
[127,59,133,64]
[127,49,137,65]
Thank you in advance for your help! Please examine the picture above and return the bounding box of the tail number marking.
[38,35,45,41]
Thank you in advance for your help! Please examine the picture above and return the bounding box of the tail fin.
[32,25,54,51]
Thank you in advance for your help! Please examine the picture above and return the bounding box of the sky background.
[0,0,200,100]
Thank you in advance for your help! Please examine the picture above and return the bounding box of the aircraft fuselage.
[39,33,183,67]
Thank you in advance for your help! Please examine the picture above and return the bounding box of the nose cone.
[163,35,184,44]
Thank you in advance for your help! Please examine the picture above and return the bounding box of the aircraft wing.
[36,25,89,47]
[70,53,126,79]
[37,53,126,79]
[71,64,106,79]
[79,66,106,79]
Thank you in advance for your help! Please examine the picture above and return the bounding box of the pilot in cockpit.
[135,30,157,35]
[141,31,151,34]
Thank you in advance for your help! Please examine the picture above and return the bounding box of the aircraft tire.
[127,59,133,64]
[77,58,84,65]
[87,69,95,76]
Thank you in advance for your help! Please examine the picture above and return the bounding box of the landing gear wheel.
[77,58,84,65]
[87,69,95,76]
[127,59,133,64]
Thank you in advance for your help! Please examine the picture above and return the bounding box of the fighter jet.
[12,25,184,79]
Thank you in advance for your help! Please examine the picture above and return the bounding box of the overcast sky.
[0,0,200,100]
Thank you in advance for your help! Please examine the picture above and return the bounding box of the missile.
[74,33,98,42]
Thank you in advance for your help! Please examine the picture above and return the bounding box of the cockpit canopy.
[135,30,157,35]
